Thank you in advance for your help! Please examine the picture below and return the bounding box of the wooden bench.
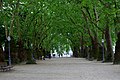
[0,62,13,72]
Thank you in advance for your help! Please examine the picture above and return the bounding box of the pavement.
[0,58,120,80]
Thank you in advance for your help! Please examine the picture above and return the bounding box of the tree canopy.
[0,0,120,64]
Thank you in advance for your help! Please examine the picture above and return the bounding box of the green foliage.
[0,0,119,59]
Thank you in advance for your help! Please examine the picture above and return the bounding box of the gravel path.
[0,58,120,80]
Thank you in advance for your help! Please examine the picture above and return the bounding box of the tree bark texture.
[114,32,120,64]
[73,46,79,57]
[105,26,113,62]
[80,33,85,57]
[93,30,99,59]
[87,28,99,60]
[97,45,103,61]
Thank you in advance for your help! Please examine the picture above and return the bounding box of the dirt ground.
[0,58,120,80]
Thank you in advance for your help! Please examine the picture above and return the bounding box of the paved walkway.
[0,58,120,80]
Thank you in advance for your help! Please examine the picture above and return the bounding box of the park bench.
[0,62,13,72]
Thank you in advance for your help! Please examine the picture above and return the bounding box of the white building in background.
[69,49,73,56]
[51,49,73,58]
[63,49,73,57]
[51,50,59,57]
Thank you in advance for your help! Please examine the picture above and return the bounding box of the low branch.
[83,7,104,33]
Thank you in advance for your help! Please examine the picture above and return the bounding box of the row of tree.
[0,0,120,64]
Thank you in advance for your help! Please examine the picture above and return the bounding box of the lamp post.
[7,36,11,66]
[102,39,105,62]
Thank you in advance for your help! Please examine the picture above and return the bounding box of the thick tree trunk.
[89,38,99,60]
[88,46,93,60]
[97,45,103,61]
[26,40,36,64]
[73,46,79,57]
[88,29,99,60]
[81,8,99,59]
[84,46,89,59]
[113,1,120,64]
[105,26,113,62]
[114,32,120,64]
[92,40,98,59]
[17,40,27,62]
[93,30,99,59]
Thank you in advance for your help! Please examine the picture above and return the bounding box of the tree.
[114,32,120,64]
[0,0,119,64]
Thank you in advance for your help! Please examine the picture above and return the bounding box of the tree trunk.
[97,45,103,61]
[105,26,113,62]
[113,1,120,64]
[80,33,85,57]
[87,28,99,60]
[26,40,36,64]
[114,32,120,64]
[73,46,79,57]
[0,44,4,62]
[17,39,26,62]
[93,30,99,59]
[84,46,89,59]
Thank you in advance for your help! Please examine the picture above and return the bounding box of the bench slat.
[0,62,13,72]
